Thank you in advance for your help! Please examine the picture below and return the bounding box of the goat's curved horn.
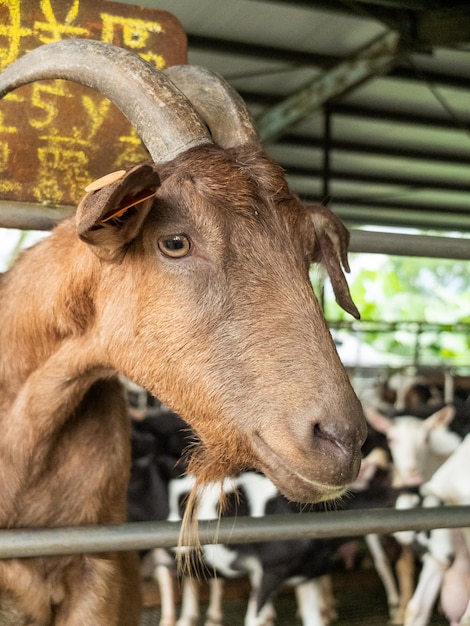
[0,39,212,163]
[164,65,260,149]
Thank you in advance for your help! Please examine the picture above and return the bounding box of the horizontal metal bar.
[331,102,462,131]
[330,204,470,233]
[0,205,468,261]
[329,318,470,334]
[0,201,74,230]
[288,164,470,195]
[188,33,339,68]
[279,134,470,167]
[1,506,469,559]
[349,230,470,260]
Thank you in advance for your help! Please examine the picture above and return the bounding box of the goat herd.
[127,380,470,626]
[0,39,468,626]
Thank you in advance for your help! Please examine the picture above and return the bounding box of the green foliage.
[322,251,470,366]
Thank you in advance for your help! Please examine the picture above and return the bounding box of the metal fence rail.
[1,202,469,261]
[2,506,470,559]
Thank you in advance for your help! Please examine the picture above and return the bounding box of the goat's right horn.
[0,39,212,163]
[164,65,260,149]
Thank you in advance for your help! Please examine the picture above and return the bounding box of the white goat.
[364,405,461,624]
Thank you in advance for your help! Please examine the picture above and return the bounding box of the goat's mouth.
[251,433,350,503]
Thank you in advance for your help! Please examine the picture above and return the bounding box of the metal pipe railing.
[0,201,73,230]
[349,229,470,260]
[1,506,469,559]
[0,202,468,261]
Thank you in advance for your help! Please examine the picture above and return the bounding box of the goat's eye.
[157,234,191,258]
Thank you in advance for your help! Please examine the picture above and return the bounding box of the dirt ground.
[139,567,449,625]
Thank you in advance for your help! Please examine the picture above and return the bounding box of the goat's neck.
[0,221,103,397]
[0,222,116,521]
[0,221,109,413]
[1,338,113,521]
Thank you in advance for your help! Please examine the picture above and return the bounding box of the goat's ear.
[76,163,161,261]
[424,405,456,431]
[308,205,360,319]
[363,407,393,435]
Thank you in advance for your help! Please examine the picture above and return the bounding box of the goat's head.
[364,406,459,485]
[0,40,366,504]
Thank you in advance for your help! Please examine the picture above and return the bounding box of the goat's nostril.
[311,420,347,455]
[312,421,335,447]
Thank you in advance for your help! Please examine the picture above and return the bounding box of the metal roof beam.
[242,93,469,130]
[329,197,470,218]
[256,30,402,142]
[189,34,470,91]
[250,0,414,27]
[279,135,470,166]
[187,34,340,68]
[333,102,470,130]
[286,165,470,194]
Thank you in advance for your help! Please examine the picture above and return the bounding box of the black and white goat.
[129,400,413,626]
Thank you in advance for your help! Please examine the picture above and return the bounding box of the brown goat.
[0,40,366,625]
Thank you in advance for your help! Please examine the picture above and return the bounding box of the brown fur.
[0,144,365,623]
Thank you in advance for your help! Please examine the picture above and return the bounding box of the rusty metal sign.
[0,0,187,207]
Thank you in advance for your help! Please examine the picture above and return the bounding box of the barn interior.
[0,0,469,624]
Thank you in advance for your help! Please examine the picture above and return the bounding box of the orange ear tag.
[100,191,158,223]
[84,169,127,193]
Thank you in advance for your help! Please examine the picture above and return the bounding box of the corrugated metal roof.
[118,0,470,233]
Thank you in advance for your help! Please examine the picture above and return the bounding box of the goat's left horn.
[0,39,212,163]
[164,65,260,149]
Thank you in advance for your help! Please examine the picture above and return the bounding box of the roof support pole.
[256,29,402,142]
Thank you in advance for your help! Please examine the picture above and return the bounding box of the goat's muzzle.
[251,401,367,503]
